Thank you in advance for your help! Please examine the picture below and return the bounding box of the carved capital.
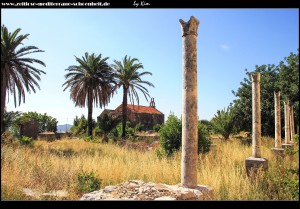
[179,16,200,37]
[274,91,280,98]
[251,73,261,83]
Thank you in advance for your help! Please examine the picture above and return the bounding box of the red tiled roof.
[116,104,163,115]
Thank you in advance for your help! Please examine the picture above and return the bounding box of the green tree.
[159,114,182,156]
[97,113,121,142]
[232,50,299,136]
[200,119,215,135]
[159,114,211,157]
[111,55,154,138]
[70,114,93,136]
[279,50,299,129]
[63,52,115,137]
[211,106,236,140]
[14,111,58,133]
[1,25,46,134]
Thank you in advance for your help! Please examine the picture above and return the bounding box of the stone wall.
[19,120,39,139]
[37,132,56,141]
[131,112,164,130]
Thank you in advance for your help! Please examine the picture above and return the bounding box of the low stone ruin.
[80,180,213,200]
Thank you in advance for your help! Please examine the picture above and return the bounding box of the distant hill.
[57,124,73,133]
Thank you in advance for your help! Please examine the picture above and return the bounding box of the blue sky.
[2,9,299,125]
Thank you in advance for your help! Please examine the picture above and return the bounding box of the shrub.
[159,114,182,157]
[198,122,212,153]
[211,106,236,140]
[261,165,299,200]
[134,123,144,132]
[153,124,162,132]
[76,170,101,194]
[17,136,33,146]
[159,114,211,157]
[82,136,101,144]
[293,134,299,143]
[108,121,138,141]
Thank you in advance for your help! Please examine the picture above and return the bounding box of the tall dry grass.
[1,136,298,200]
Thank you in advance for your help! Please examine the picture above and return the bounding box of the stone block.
[282,143,294,149]
[271,148,284,158]
[245,157,268,176]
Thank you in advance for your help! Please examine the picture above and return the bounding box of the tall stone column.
[271,91,284,157]
[180,16,199,188]
[282,100,293,149]
[251,73,261,158]
[245,72,268,176]
[274,91,281,148]
[289,103,295,142]
[284,100,290,144]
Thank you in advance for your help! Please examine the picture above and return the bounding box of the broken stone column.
[245,73,268,176]
[180,16,199,189]
[282,100,293,149]
[271,91,284,157]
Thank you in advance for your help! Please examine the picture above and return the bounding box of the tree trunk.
[122,86,128,139]
[1,69,7,135]
[180,16,199,189]
[87,90,93,137]
[102,133,108,143]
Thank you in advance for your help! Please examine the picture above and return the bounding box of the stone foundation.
[80,180,213,200]
[282,143,294,149]
[271,148,284,158]
[245,157,268,176]
[37,132,56,141]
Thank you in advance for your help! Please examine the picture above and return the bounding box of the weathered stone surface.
[282,143,294,149]
[284,101,291,144]
[271,148,284,158]
[23,188,69,199]
[80,180,213,200]
[245,157,268,176]
[289,104,295,141]
[251,73,261,158]
[180,15,200,189]
[274,91,282,148]
[42,190,69,198]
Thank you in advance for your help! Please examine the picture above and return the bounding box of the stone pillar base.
[210,144,217,150]
[282,143,294,149]
[245,157,268,176]
[271,148,284,158]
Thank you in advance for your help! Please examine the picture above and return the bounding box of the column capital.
[179,16,200,37]
[274,91,280,97]
[251,73,261,83]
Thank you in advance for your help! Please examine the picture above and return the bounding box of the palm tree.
[97,113,121,143]
[111,55,154,138]
[1,25,46,134]
[2,108,21,133]
[211,106,236,141]
[62,52,115,137]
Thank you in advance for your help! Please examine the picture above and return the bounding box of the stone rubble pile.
[80,180,213,200]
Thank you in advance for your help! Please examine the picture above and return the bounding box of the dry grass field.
[1,135,299,200]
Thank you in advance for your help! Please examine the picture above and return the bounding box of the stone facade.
[99,99,164,131]
[19,120,39,139]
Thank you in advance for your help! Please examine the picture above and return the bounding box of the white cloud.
[220,44,230,50]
